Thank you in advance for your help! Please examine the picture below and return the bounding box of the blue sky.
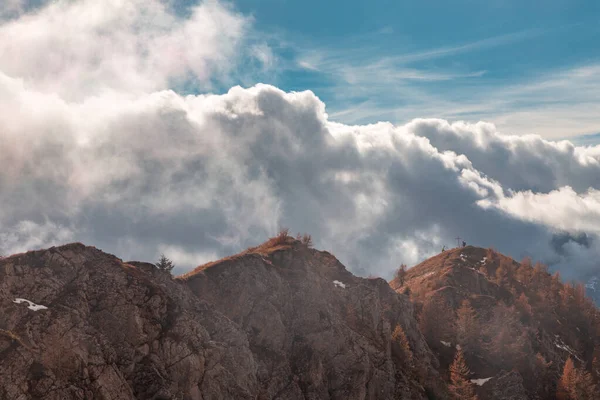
[211,0,600,141]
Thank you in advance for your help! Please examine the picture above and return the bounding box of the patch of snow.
[333,280,346,289]
[468,267,486,276]
[456,344,462,350]
[480,257,487,265]
[471,377,493,386]
[13,298,48,311]
[440,340,451,347]
[421,272,435,278]
[555,343,571,352]
[554,338,583,362]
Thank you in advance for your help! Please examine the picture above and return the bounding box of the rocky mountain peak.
[1,240,599,399]
[0,239,442,399]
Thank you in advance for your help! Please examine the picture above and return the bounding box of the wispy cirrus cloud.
[287,25,600,141]
[322,63,600,140]
[297,28,543,72]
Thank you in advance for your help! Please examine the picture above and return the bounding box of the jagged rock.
[3,241,598,400]
[0,241,438,399]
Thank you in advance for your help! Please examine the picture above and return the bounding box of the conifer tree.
[156,254,175,273]
[391,324,413,367]
[487,304,528,371]
[531,262,549,294]
[456,300,479,355]
[419,297,454,347]
[494,262,510,286]
[449,349,478,400]
[557,357,576,400]
[520,256,532,269]
[395,264,407,286]
[301,233,313,247]
[515,293,533,323]
[515,262,532,286]
[532,353,552,399]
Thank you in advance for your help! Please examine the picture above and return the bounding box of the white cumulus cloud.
[0,0,250,100]
[1,0,600,283]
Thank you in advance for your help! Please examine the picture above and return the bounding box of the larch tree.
[456,300,480,355]
[514,293,533,323]
[515,263,532,286]
[532,353,552,400]
[449,349,478,400]
[557,357,577,400]
[419,296,454,348]
[494,262,510,286]
[395,264,408,287]
[487,304,528,371]
[391,324,413,368]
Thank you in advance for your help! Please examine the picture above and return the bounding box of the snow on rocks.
[470,377,493,386]
[333,280,346,289]
[554,336,583,362]
[13,298,48,311]
[468,267,486,276]
[480,257,487,265]
[440,340,451,347]
[455,344,462,350]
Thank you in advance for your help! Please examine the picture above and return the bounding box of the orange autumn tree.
[456,300,480,355]
[391,324,413,368]
[557,357,597,400]
[449,349,478,400]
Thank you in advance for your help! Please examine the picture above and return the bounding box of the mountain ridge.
[392,245,600,399]
[0,239,442,399]
[0,240,598,399]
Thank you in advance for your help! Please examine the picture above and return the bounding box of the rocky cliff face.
[0,239,438,400]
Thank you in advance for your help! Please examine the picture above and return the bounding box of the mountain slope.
[0,239,441,400]
[392,246,600,400]
[1,240,598,400]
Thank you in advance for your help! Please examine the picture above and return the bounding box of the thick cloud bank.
[1,1,600,281]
